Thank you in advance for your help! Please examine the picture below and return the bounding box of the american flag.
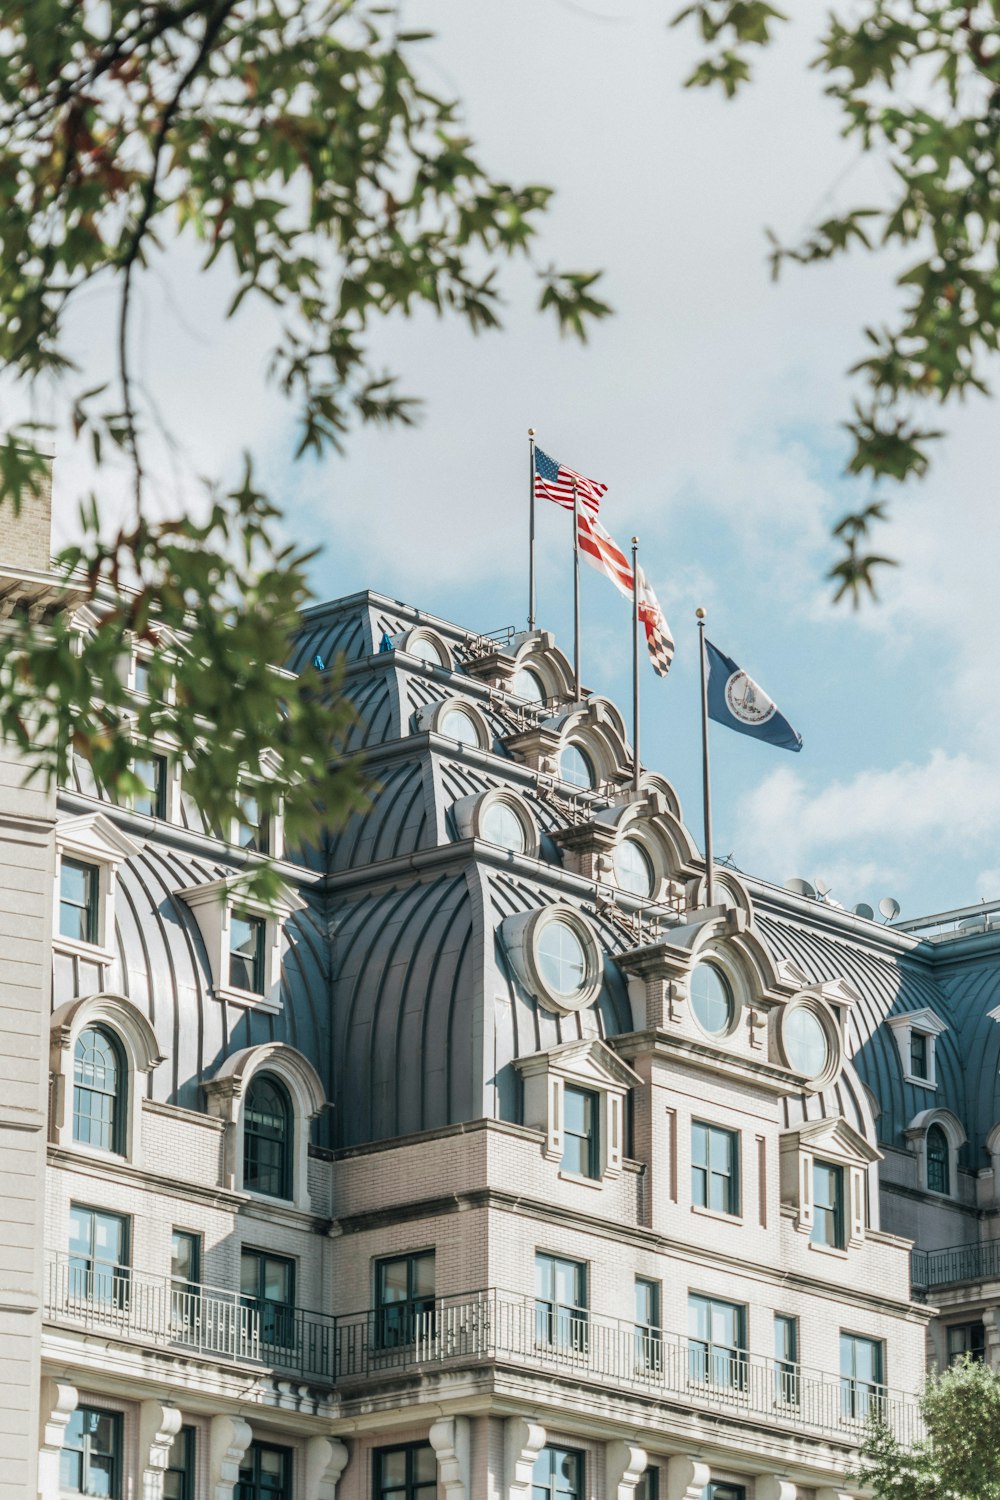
[577,513,632,598]
[534,446,607,516]
[637,566,674,678]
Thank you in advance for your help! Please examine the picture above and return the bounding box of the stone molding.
[666,1455,710,1500]
[38,1379,78,1500]
[606,1441,648,1498]
[138,1402,182,1500]
[209,1414,252,1500]
[504,1416,545,1499]
[429,1416,471,1500]
[304,1435,349,1500]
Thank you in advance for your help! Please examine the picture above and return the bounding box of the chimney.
[4,451,53,574]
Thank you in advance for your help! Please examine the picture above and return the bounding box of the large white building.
[2,485,998,1500]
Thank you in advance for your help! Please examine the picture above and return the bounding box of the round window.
[481,800,525,853]
[689,962,734,1035]
[536,918,590,1000]
[559,742,595,789]
[440,707,481,747]
[783,1006,829,1079]
[613,837,654,898]
[408,635,444,666]
[513,666,545,703]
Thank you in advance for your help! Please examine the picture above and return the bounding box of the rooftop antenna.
[879,896,901,924]
[815,877,832,901]
[784,878,816,899]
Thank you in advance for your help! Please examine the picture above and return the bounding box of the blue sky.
[44,0,1000,921]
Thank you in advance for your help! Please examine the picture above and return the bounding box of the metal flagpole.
[631,537,640,792]
[696,607,715,908]
[528,427,537,631]
[572,481,581,700]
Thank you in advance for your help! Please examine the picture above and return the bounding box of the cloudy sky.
[46,0,1000,922]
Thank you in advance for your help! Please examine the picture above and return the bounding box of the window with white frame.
[129,748,170,819]
[49,993,162,1164]
[178,875,305,1012]
[61,1406,122,1498]
[779,1117,879,1249]
[905,1109,965,1198]
[887,1008,948,1087]
[692,1121,740,1216]
[515,1037,639,1183]
[53,813,142,960]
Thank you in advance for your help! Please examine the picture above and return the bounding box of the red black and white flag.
[576,512,675,678]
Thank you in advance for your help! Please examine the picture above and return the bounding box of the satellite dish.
[815,877,832,898]
[879,896,901,922]
[853,902,875,920]
[784,878,816,899]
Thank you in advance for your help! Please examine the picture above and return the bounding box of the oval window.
[536,918,590,1000]
[783,1007,829,1079]
[613,838,654,898]
[481,800,526,853]
[513,666,545,703]
[559,743,594,789]
[440,707,481,747]
[689,962,734,1035]
[409,635,444,666]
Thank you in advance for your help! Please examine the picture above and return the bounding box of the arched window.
[244,1074,293,1199]
[927,1124,950,1194]
[73,1026,125,1153]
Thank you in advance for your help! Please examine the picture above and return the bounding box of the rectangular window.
[692,1121,739,1215]
[811,1160,845,1248]
[230,913,266,994]
[238,792,270,855]
[535,1252,588,1352]
[947,1322,986,1364]
[532,1446,583,1500]
[374,1443,437,1499]
[774,1314,799,1404]
[375,1250,436,1350]
[561,1086,599,1178]
[60,1406,121,1498]
[840,1332,885,1420]
[704,1487,746,1500]
[132,752,168,819]
[688,1293,747,1389]
[910,1031,929,1079]
[68,1203,129,1307]
[635,1277,661,1370]
[164,1426,196,1500]
[636,1472,659,1500]
[133,656,151,696]
[60,857,99,945]
[237,1442,291,1500]
[171,1230,201,1330]
[241,1249,296,1352]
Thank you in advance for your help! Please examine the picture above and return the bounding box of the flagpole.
[697,607,715,908]
[572,481,581,700]
[631,536,640,793]
[528,427,537,631]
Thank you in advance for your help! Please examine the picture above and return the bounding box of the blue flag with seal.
[706,640,802,752]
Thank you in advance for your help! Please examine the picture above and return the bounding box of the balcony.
[911,1239,1000,1290]
[44,1262,922,1446]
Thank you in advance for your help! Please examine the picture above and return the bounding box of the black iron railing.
[911,1239,1000,1289]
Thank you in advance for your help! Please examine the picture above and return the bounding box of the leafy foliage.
[854,1357,1000,1500]
[672,1,1000,602]
[0,1,610,848]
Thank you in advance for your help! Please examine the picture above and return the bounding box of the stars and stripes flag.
[534,445,607,517]
[577,512,675,678]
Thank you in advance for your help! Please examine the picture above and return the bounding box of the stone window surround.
[49,992,163,1167]
[177,874,306,1014]
[413,695,492,751]
[886,1008,948,1089]
[514,1037,640,1182]
[53,812,143,964]
[202,1042,325,1212]
[779,1117,881,1249]
[450,786,540,860]
[904,1107,966,1199]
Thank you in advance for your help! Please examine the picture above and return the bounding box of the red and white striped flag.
[637,567,674,678]
[534,445,607,517]
[577,513,632,598]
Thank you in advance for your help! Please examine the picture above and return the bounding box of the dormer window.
[811,1161,845,1248]
[515,1038,640,1183]
[178,876,306,1013]
[415,696,491,751]
[440,705,482,747]
[60,859,99,946]
[613,837,655,898]
[401,627,452,669]
[887,1009,947,1088]
[905,1109,964,1197]
[73,1026,125,1154]
[927,1125,949,1194]
[559,742,595,789]
[689,963,735,1037]
[132,655,151,696]
[482,800,526,853]
[780,1118,880,1250]
[230,914,266,995]
[451,788,539,859]
[561,1086,599,1178]
[54,813,142,962]
[236,793,270,855]
[503,905,603,1015]
[513,665,545,703]
[131,751,167,819]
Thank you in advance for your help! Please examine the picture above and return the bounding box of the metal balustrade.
[44,1262,923,1443]
[911,1238,1000,1289]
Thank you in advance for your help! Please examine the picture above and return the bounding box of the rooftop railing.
[911,1239,1000,1290]
[45,1261,923,1446]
